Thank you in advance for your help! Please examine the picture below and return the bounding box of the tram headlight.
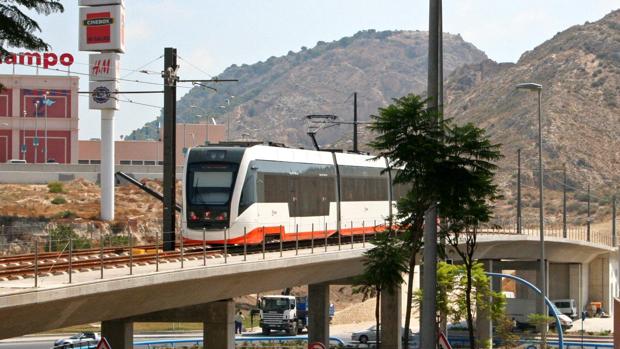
[189,211,199,221]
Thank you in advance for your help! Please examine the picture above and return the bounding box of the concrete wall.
[589,255,610,312]
[0,163,183,183]
[549,263,570,300]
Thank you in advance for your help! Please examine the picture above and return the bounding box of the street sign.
[438,332,452,349]
[308,342,326,349]
[33,137,39,146]
[95,337,112,349]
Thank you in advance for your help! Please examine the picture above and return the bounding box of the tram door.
[288,176,299,239]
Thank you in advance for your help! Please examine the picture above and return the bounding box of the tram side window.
[289,176,334,217]
[340,166,389,201]
[240,160,337,217]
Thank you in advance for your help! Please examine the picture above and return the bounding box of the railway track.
[0,235,370,281]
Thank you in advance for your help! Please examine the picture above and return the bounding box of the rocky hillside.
[444,9,620,191]
[126,30,487,147]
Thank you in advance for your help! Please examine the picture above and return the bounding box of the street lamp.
[34,100,39,163]
[44,91,49,163]
[516,82,546,337]
[219,96,235,141]
[190,105,212,144]
[21,109,26,160]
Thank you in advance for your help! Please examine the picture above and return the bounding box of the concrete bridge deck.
[0,243,367,339]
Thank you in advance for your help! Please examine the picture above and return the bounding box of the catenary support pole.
[101,109,115,220]
[421,0,441,348]
[563,164,567,238]
[612,195,616,246]
[162,47,178,251]
[587,183,591,241]
[353,92,358,153]
[517,148,522,234]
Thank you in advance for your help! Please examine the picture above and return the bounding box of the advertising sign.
[79,0,124,5]
[89,53,120,81]
[89,80,119,110]
[79,4,125,52]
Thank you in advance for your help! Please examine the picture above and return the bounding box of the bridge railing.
[0,219,385,286]
[478,218,614,247]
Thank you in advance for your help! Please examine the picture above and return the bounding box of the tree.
[439,122,502,349]
[369,94,446,345]
[369,94,503,347]
[354,232,408,349]
[0,1,64,57]
[415,262,507,349]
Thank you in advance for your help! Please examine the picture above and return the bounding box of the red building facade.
[0,75,79,163]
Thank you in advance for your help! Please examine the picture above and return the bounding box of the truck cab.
[259,295,307,335]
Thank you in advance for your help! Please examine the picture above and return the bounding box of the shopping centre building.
[0,74,225,166]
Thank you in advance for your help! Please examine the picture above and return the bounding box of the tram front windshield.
[187,163,237,229]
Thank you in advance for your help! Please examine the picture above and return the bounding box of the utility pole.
[353,92,358,153]
[421,0,441,348]
[162,47,178,251]
[563,164,567,238]
[517,149,522,234]
[587,183,591,242]
[613,195,617,246]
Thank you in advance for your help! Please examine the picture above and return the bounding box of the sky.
[1,0,618,140]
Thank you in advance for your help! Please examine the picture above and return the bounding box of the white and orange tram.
[182,143,406,245]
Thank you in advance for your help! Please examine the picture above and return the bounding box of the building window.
[158,161,164,165]
[119,160,131,165]
[78,160,89,164]
[144,160,156,165]
[90,160,101,164]
[131,160,144,165]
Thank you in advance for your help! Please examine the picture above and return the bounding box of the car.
[53,332,100,348]
[46,158,59,164]
[351,325,416,344]
[6,159,26,164]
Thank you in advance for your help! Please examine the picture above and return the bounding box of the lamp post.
[219,96,234,141]
[44,91,49,163]
[516,82,546,340]
[34,101,39,163]
[190,105,212,144]
[21,109,26,160]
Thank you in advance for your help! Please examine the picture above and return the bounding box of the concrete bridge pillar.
[101,318,133,349]
[381,284,402,349]
[308,283,330,348]
[204,300,235,349]
[476,259,500,349]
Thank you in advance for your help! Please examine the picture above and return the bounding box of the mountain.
[126,30,488,147]
[444,9,620,191]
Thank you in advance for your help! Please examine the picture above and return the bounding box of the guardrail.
[133,336,346,348]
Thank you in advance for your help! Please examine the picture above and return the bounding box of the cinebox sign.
[79,3,125,53]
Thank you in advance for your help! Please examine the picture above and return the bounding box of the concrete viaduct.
[0,233,617,349]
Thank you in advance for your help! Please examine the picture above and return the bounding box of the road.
[0,336,190,349]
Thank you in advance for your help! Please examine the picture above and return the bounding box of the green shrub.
[55,210,76,219]
[46,225,91,251]
[47,181,64,193]
[51,196,67,205]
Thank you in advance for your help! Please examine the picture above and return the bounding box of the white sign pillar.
[79,0,125,221]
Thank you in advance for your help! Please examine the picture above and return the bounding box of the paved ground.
[566,317,613,333]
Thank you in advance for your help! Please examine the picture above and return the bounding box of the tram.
[182,143,405,244]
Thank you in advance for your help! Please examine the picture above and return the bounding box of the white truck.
[552,299,578,319]
[259,295,308,335]
[506,298,573,330]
